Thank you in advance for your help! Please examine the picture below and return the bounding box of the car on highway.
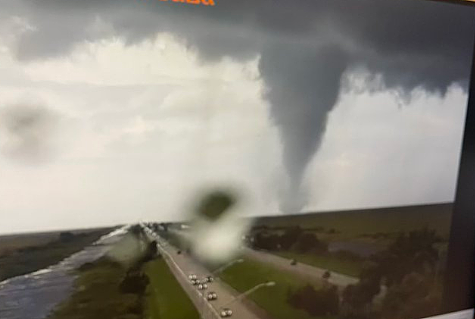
[207,292,218,301]
[322,270,331,280]
[198,283,208,290]
[203,275,214,283]
[220,308,233,317]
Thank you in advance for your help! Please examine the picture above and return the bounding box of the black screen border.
[443,20,475,313]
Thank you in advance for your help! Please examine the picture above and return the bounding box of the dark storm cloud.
[2,0,474,212]
[337,0,475,93]
[259,44,349,212]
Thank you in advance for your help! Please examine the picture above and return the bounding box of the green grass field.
[0,229,111,282]
[220,258,334,319]
[144,258,199,319]
[48,258,143,319]
[49,256,199,319]
[254,203,452,240]
[275,251,363,277]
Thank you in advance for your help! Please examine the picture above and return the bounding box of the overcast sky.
[0,0,474,234]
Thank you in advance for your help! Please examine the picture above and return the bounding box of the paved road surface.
[243,248,392,304]
[171,228,358,288]
[144,227,263,319]
[244,248,359,287]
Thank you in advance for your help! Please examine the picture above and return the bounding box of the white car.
[188,274,197,280]
[198,283,208,290]
[207,292,218,301]
[220,308,233,317]
[203,275,214,283]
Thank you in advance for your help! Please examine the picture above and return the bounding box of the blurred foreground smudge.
[187,189,253,265]
[107,224,156,268]
[0,103,57,162]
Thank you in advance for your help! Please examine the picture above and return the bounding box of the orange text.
[159,0,215,5]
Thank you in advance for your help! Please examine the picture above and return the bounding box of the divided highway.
[142,225,262,319]
[244,248,359,287]
[167,228,358,287]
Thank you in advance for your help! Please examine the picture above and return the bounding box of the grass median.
[220,258,335,319]
[48,229,199,319]
[48,258,144,319]
[144,258,200,319]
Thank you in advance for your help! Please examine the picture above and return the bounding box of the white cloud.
[0,34,282,234]
[305,79,467,212]
[20,33,260,87]
[0,31,469,234]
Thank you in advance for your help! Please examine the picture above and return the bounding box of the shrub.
[381,272,442,319]
[288,284,339,316]
[59,232,75,242]
[252,231,281,250]
[119,270,150,295]
[294,233,328,254]
[279,226,303,250]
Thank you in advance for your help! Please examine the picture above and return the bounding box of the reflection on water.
[0,227,127,319]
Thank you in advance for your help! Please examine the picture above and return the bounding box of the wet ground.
[0,227,127,319]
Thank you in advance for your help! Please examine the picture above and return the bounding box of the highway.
[164,227,359,287]
[168,227,358,287]
[243,247,359,287]
[241,248,392,304]
[142,225,264,319]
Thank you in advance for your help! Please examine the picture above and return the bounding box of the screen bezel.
[443,25,475,313]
